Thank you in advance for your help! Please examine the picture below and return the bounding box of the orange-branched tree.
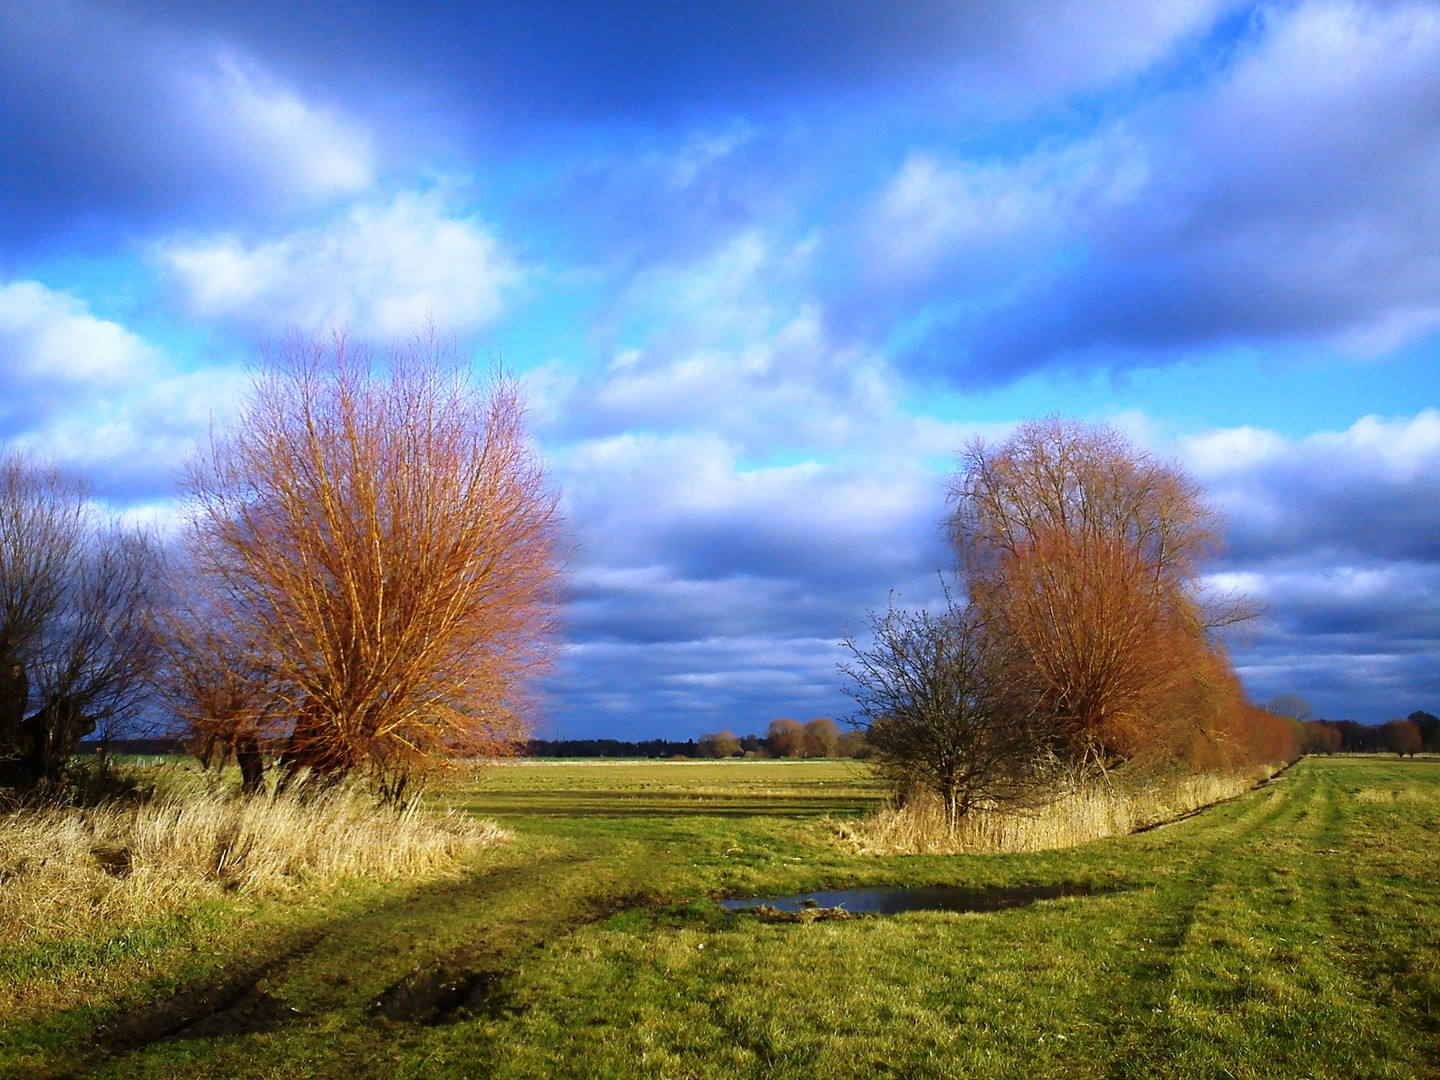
[155,595,271,794]
[178,332,563,798]
[949,418,1273,771]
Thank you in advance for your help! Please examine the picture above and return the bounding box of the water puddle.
[720,883,1108,917]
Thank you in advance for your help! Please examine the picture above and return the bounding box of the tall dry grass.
[838,765,1279,855]
[0,776,507,948]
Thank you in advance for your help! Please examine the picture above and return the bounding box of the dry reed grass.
[0,776,507,947]
[838,766,1280,855]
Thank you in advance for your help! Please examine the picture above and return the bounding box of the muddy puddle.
[720,883,1109,917]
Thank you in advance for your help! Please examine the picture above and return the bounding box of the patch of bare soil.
[370,954,510,1026]
[747,904,860,923]
[100,934,321,1049]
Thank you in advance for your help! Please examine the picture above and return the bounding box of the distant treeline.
[527,738,701,758]
[75,738,186,756]
[529,720,867,760]
[1300,712,1439,756]
[87,711,1439,764]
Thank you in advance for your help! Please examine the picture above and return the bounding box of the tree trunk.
[0,659,30,788]
[277,704,350,790]
[18,696,95,787]
[234,729,266,795]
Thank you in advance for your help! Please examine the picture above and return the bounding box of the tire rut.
[1098,766,1314,1077]
[37,853,598,1077]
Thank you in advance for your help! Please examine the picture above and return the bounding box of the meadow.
[1,756,1437,1079]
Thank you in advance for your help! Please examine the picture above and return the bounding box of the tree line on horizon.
[528,719,869,760]
[1298,712,1439,757]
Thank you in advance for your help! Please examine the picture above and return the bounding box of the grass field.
[1,756,1437,1078]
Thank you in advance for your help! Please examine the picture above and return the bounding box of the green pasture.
[3,756,1438,1079]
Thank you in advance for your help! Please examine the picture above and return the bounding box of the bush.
[766,719,805,759]
[802,718,840,758]
[697,730,741,758]
[1383,719,1423,758]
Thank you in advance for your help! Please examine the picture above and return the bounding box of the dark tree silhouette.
[0,457,160,791]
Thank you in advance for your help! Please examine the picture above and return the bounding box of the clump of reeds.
[837,766,1278,856]
[0,777,507,947]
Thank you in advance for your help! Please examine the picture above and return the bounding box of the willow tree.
[180,333,563,796]
[949,418,1248,768]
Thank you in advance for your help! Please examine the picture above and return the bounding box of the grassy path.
[2,757,1437,1078]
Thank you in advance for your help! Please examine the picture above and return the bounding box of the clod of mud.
[90,845,132,877]
[746,904,859,923]
[372,963,510,1025]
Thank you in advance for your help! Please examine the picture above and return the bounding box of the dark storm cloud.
[881,1,1440,383]
[0,0,373,242]
[108,0,1237,125]
[544,431,953,736]
[1192,412,1440,721]
[0,0,1238,248]
[542,635,854,740]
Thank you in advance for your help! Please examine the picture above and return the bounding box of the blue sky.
[2,0,1437,736]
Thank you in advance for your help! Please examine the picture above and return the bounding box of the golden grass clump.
[838,766,1279,855]
[0,779,507,947]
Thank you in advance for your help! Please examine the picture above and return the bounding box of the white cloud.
[980,0,1244,96]
[160,191,519,335]
[0,277,249,500]
[873,133,1147,272]
[1310,409,1440,480]
[559,230,922,457]
[0,280,157,389]
[182,52,376,202]
[9,365,249,494]
[1182,425,1290,476]
[1185,410,1440,484]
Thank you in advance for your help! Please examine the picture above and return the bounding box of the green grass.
[3,756,1438,1078]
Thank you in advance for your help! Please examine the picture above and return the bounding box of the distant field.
[3,757,1438,1079]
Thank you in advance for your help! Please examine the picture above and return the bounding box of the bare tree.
[802,717,839,758]
[949,418,1248,768]
[698,730,740,758]
[0,457,161,791]
[1383,719,1423,758]
[766,718,805,759]
[841,592,1052,824]
[179,332,563,795]
[1262,694,1313,723]
[155,586,271,794]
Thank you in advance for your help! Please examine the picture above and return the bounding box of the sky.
[1,0,1437,738]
